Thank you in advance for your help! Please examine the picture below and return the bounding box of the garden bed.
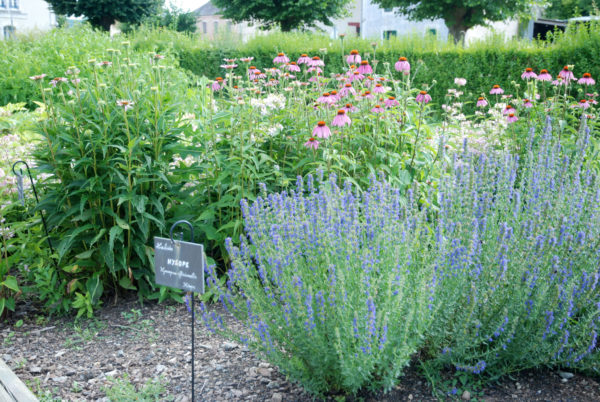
[1,298,598,401]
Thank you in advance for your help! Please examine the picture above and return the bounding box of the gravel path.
[1,297,599,401]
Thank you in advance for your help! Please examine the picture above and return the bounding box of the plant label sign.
[154,237,205,294]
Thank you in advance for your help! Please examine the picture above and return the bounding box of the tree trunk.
[99,15,115,32]
[448,22,468,44]
[279,19,295,32]
[445,7,468,44]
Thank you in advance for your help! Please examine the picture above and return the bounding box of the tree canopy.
[46,0,163,31]
[544,0,597,19]
[370,0,535,42]
[211,0,353,32]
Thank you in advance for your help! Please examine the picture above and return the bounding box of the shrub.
[203,116,600,395]
[30,44,197,315]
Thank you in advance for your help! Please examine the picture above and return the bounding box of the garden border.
[0,358,38,402]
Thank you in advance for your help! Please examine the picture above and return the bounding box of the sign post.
[154,220,205,402]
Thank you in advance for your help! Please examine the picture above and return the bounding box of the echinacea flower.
[98,61,112,67]
[116,99,135,111]
[552,76,565,86]
[317,92,334,105]
[507,112,518,123]
[339,83,356,97]
[454,77,467,86]
[357,60,373,74]
[578,73,596,86]
[286,62,301,72]
[220,64,237,69]
[503,104,515,115]
[50,77,68,87]
[310,56,324,67]
[307,66,323,74]
[329,90,339,102]
[361,90,374,100]
[240,57,254,62]
[490,85,504,95]
[416,90,431,104]
[29,74,47,81]
[371,104,384,113]
[347,50,361,64]
[344,103,357,112]
[349,71,365,82]
[537,69,552,81]
[576,99,590,109]
[476,97,488,107]
[312,121,331,138]
[385,96,399,108]
[521,68,537,80]
[273,52,289,64]
[559,66,575,81]
[304,137,320,150]
[395,56,410,74]
[297,54,311,65]
[523,99,533,108]
[332,109,351,126]
[373,83,386,93]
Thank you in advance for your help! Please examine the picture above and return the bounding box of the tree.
[370,0,535,42]
[211,0,353,32]
[121,5,197,34]
[544,0,597,19]
[46,0,163,31]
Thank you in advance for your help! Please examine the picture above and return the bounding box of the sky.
[170,0,209,12]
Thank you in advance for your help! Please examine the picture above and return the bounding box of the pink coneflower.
[371,104,384,113]
[317,92,334,105]
[332,109,351,127]
[329,90,340,102]
[373,83,386,93]
[578,72,595,86]
[98,61,112,67]
[347,50,361,64]
[361,90,374,100]
[385,96,399,108]
[395,56,410,74]
[310,56,324,67]
[559,66,575,81]
[265,78,279,86]
[507,112,518,123]
[476,97,488,107]
[50,77,68,87]
[220,64,237,69]
[307,66,323,74]
[313,121,331,138]
[286,62,301,72]
[344,103,357,112]
[308,74,322,82]
[537,69,552,81]
[223,58,237,63]
[154,54,165,60]
[349,71,365,82]
[503,105,515,115]
[523,99,533,108]
[339,83,356,97]
[211,80,223,91]
[304,137,320,150]
[490,85,504,95]
[273,52,289,64]
[415,90,431,104]
[454,77,467,86]
[552,76,566,86]
[116,99,134,111]
[297,54,311,65]
[576,99,590,109]
[240,57,254,62]
[364,76,375,87]
[29,74,46,81]
[357,60,372,74]
[521,68,537,80]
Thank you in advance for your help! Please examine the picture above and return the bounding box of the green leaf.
[1,276,20,292]
[118,276,137,291]
[75,249,95,259]
[86,274,103,305]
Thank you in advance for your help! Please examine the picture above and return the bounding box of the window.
[9,0,18,9]
[384,7,393,12]
[427,28,437,36]
[213,21,218,33]
[202,21,207,34]
[4,25,15,39]
[384,30,397,40]
[0,0,6,9]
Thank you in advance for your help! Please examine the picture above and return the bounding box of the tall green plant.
[31,45,193,316]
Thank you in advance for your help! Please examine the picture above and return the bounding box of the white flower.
[454,77,467,86]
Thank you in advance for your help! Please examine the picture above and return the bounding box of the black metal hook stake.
[169,220,196,402]
[11,161,55,259]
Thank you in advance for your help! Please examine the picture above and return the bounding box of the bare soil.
[1,297,599,401]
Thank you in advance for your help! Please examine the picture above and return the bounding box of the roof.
[194,1,222,17]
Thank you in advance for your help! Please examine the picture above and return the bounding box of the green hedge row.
[177,25,600,109]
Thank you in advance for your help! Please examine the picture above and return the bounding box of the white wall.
[0,0,56,39]
[465,20,520,44]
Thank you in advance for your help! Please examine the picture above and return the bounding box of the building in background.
[0,0,56,39]
[194,1,259,42]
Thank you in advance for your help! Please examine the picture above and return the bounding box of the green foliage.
[45,0,163,31]
[370,0,537,40]
[212,0,354,31]
[103,374,172,401]
[544,0,599,19]
[29,43,193,315]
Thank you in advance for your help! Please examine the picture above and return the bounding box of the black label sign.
[154,237,205,293]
